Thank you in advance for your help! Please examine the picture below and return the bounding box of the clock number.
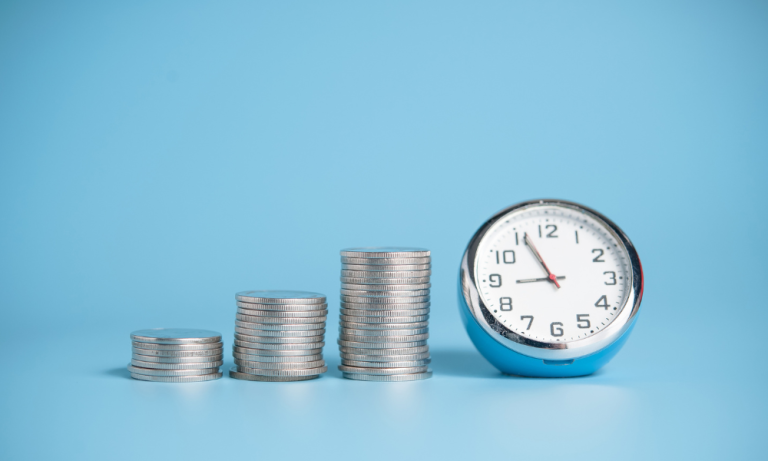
[604,271,617,285]
[546,224,558,238]
[594,295,610,310]
[495,250,515,264]
[576,314,591,329]
[499,297,513,311]
[515,232,519,246]
[592,249,605,262]
[489,274,502,287]
[575,230,579,244]
[550,322,564,337]
[538,225,542,238]
[521,315,533,330]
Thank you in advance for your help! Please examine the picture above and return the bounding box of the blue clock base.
[458,287,637,378]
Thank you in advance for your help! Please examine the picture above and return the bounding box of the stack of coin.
[128,328,224,382]
[337,247,433,381]
[229,290,328,382]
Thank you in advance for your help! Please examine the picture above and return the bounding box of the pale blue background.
[1,1,766,460]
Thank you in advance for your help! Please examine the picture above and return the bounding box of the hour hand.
[517,276,566,284]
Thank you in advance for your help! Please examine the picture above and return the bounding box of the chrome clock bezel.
[460,199,643,361]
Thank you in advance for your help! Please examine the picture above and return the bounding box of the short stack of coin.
[128,328,224,382]
[229,290,328,382]
[338,247,433,381]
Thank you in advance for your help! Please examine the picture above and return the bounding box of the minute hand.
[523,232,561,289]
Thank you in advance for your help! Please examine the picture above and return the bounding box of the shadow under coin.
[104,366,131,379]
[430,348,504,378]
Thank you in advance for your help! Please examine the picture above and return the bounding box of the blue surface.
[1,2,767,460]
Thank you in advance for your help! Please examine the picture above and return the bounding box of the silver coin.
[236,301,328,311]
[236,313,327,324]
[232,344,322,356]
[130,359,223,370]
[130,328,221,345]
[341,359,431,368]
[342,371,432,381]
[339,321,428,330]
[232,352,324,363]
[339,328,428,337]
[340,308,429,317]
[340,277,432,286]
[126,364,220,376]
[341,264,431,271]
[338,365,428,375]
[341,315,429,324]
[340,247,430,258]
[235,326,325,338]
[130,341,223,351]
[341,301,430,310]
[130,372,223,382]
[339,333,429,343]
[131,353,222,363]
[235,290,326,305]
[229,366,319,382]
[233,337,324,350]
[233,334,324,344]
[337,339,427,349]
[339,345,429,355]
[234,359,325,370]
[341,283,431,291]
[341,295,430,304]
[236,365,328,377]
[340,352,430,362]
[340,289,430,298]
[131,346,223,357]
[341,256,431,265]
[236,308,328,318]
[234,320,326,331]
[341,270,431,278]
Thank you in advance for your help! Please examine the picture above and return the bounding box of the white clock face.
[474,205,632,344]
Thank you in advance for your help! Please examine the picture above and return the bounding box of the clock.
[458,199,643,377]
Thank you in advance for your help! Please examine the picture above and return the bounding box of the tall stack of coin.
[338,247,433,381]
[128,328,224,382]
[229,290,328,382]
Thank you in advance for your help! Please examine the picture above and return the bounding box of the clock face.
[474,204,632,344]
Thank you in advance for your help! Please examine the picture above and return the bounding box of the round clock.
[458,199,643,377]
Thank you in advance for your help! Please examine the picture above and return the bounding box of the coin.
[339,333,429,343]
[232,345,322,356]
[340,247,431,258]
[340,359,431,368]
[126,365,220,376]
[341,315,429,324]
[340,352,430,361]
[235,308,328,318]
[229,366,319,382]
[130,328,221,345]
[235,365,327,377]
[341,264,431,271]
[235,290,326,304]
[341,295,430,304]
[341,283,431,291]
[339,345,429,355]
[233,338,324,350]
[341,270,431,278]
[340,289,430,297]
[339,328,428,337]
[233,359,325,370]
[236,301,328,311]
[131,347,223,357]
[340,277,432,286]
[340,308,429,317]
[236,313,328,324]
[342,371,432,381]
[341,257,431,265]
[338,365,429,375]
[131,353,222,363]
[130,372,223,382]
[130,341,223,351]
[130,359,224,370]
[234,320,326,331]
[232,352,324,362]
[340,321,428,330]
[234,326,325,337]
[341,302,430,310]
[337,339,428,349]
[232,334,324,344]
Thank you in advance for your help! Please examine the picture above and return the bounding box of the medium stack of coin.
[128,328,224,382]
[338,247,433,381]
[229,290,328,382]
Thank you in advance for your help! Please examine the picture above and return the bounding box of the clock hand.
[523,232,562,289]
[516,276,566,284]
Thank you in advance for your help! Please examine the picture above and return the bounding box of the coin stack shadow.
[230,290,329,382]
[128,328,224,382]
[337,247,433,381]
